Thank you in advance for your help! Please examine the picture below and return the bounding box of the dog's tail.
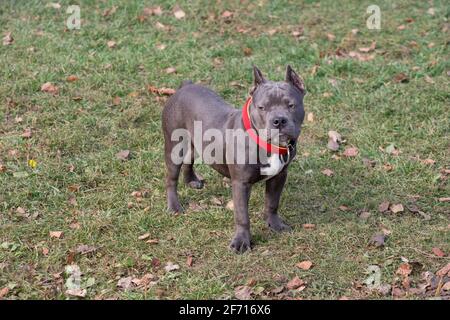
[179,80,194,88]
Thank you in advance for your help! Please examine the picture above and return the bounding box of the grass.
[0,0,449,300]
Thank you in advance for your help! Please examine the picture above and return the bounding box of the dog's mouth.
[267,134,295,147]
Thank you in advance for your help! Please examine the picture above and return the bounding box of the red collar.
[242,97,288,155]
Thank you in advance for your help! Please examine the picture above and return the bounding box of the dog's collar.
[242,97,289,155]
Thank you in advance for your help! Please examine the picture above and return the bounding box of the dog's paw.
[167,203,184,214]
[187,180,204,189]
[229,233,251,253]
[267,216,292,232]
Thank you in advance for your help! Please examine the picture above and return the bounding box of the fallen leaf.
[327,130,342,151]
[146,239,159,245]
[326,33,336,41]
[22,128,33,138]
[378,201,390,213]
[385,143,400,155]
[75,244,97,255]
[47,2,61,9]
[117,276,133,291]
[438,197,450,203]
[41,82,59,94]
[358,41,376,53]
[147,85,176,96]
[173,6,186,19]
[442,282,450,291]
[396,263,412,277]
[0,287,9,298]
[306,113,314,122]
[302,223,315,229]
[116,150,130,161]
[370,233,386,247]
[437,263,450,277]
[397,25,406,30]
[296,261,313,270]
[421,158,435,165]
[102,6,117,17]
[132,273,157,287]
[339,205,350,211]
[427,8,435,16]
[390,203,404,214]
[186,255,194,267]
[235,285,253,300]
[66,75,78,82]
[221,10,233,19]
[343,147,358,157]
[49,231,63,239]
[112,96,121,106]
[243,47,252,56]
[155,22,167,30]
[348,51,375,62]
[165,67,176,74]
[42,247,49,256]
[424,76,435,84]
[107,40,116,48]
[226,200,234,211]
[164,262,180,272]
[65,288,87,298]
[287,276,305,290]
[3,32,14,46]
[432,247,445,257]
[321,168,334,177]
[156,43,166,50]
[393,73,409,83]
[138,233,151,240]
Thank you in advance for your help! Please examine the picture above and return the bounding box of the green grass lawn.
[0,0,449,299]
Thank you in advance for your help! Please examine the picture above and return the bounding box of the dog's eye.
[257,105,265,110]
[288,103,295,109]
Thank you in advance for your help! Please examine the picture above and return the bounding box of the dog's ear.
[285,65,306,94]
[250,65,266,95]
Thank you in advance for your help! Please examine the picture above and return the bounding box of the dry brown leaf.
[146,239,159,245]
[306,112,314,122]
[102,6,117,17]
[112,96,121,106]
[370,233,386,247]
[165,67,176,74]
[296,261,313,270]
[42,247,49,255]
[0,287,9,298]
[302,223,315,229]
[3,32,14,46]
[186,255,194,267]
[49,231,63,239]
[378,201,390,213]
[432,247,445,257]
[66,75,78,82]
[226,200,234,211]
[221,10,233,19]
[147,85,176,96]
[138,233,151,240]
[343,147,358,157]
[390,203,404,214]
[358,41,376,53]
[287,276,304,290]
[243,47,252,56]
[164,262,180,272]
[116,150,130,161]
[421,158,435,165]
[396,263,412,276]
[437,263,450,276]
[41,82,59,94]
[234,285,253,300]
[438,197,450,203]
[107,40,116,48]
[397,25,406,30]
[393,73,409,83]
[327,130,342,151]
[326,33,336,41]
[173,6,186,19]
[321,168,334,177]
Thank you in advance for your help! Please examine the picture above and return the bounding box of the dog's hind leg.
[164,141,183,213]
[183,145,204,189]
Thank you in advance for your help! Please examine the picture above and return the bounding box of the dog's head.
[249,65,306,146]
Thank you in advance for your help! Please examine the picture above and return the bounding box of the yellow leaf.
[28,159,37,169]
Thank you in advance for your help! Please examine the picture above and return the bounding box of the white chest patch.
[260,153,287,179]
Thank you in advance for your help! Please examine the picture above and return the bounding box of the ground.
[0,0,449,300]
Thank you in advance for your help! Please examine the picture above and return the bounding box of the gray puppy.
[162,65,305,252]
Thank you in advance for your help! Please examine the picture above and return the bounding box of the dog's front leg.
[264,168,291,232]
[229,180,252,253]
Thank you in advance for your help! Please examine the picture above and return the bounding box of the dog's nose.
[272,116,288,128]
